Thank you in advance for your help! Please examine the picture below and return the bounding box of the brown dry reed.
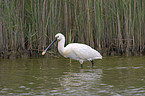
[0,0,145,57]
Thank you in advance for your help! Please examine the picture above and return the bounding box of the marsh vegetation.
[0,0,145,58]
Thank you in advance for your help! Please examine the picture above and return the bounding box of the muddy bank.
[0,50,30,59]
[0,48,144,59]
[0,50,58,59]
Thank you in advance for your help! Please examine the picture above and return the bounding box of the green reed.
[0,0,144,57]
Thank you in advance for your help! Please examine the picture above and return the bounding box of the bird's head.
[55,33,65,42]
[42,33,65,55]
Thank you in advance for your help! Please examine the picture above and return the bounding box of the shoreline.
[0,49,144,59]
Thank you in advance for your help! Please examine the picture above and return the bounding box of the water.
[0,56,145,96]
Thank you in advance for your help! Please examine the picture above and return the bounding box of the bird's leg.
[81,64,83,68]
[90,60,94,67]
[79,60,83,68]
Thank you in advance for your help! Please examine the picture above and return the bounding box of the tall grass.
[0,0,145,57]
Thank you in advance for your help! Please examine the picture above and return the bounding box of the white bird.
[42,33,102,68]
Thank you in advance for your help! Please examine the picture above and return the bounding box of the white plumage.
[42,33,102,68]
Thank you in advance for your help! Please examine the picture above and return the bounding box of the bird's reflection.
[59,69,103,88]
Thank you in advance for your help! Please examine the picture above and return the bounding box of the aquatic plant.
[0,0,145,57]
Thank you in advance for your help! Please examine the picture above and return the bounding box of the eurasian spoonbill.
[42,33,102,68]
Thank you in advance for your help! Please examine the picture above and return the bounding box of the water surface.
[0,56,145,96]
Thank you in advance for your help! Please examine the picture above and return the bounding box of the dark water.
[0,56,145,96]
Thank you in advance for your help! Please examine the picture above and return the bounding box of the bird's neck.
[58,40,65,55]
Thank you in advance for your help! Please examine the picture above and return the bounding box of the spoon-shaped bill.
[42,37,57,55]
[42,51,46,55]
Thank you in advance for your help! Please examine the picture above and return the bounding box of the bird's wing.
[71,44,101,60]
[71,44,86,60]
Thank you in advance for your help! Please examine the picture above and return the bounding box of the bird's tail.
[94,56,102,59]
